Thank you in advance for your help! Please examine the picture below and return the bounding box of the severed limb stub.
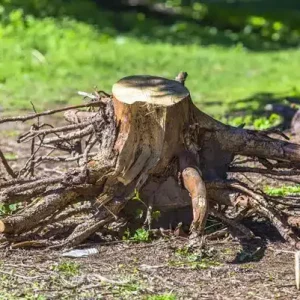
[179,151,208,239]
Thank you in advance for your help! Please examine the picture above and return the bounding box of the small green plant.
[52,261,80,276]
[132,189,147,207]
[118,282,143,296]
[0,203,18,216]
[122,228,131,240]
[174,246,191,257]
[170,246,220,269]
[253,114,282,130]
[147,293,177,300]
[3,152,17,160]
[132,189,161,223]
[135,208,161,222]
[268,273,275,281]
[240,263,254,270]
[225,113,281,130]
[132,228,150,242]
[135,208,144,219]
[132,190,147,221]
[123,228,151,242]
[264,185,300,196]
[151,210,161,221]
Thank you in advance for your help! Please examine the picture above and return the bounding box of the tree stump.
[111,75,210,235]
[1,74,300,248]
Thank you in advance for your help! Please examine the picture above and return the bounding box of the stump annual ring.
[112,75,190,106]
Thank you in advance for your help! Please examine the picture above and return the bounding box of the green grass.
[51,260,80,277]
[1,1,300,120]
[146,294,176,300]
[168,246,221,270]
[2,30,300,116]
[223,113,283,130]
[0,203,18,216]
[264,185,300,196]
[123,228,151,242]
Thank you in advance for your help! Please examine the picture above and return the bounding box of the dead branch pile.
[1,74,300,249]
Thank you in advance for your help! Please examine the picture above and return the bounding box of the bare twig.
[18,134,46,177]
[229,166,300,176]
[0,177,38,188]
[82,136,97,165]
[42,125,95,144]
[0,176,63,199]
[0,100,105,124]
[18,121,96,143]
[210,207,254,239]
[0,149,16,178]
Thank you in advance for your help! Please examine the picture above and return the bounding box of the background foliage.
[0,0,300,123]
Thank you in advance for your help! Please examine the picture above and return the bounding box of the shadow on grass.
[3,0,300,51]
[207,91,300,130]
[98,0,300,51]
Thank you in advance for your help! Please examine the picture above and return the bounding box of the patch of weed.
[104,275,146,298]
[52,260,80,277]
[0,203,18,216]
[131,189,161,223]
[268,273,275,281]
[240,263,255,270]
[123,228,151,242]
[264,185,300,196]
[169,246,221,269]
[117,282,143,297]
[146,293,177,300]
[223,113,282,130]
[3,152,17,160]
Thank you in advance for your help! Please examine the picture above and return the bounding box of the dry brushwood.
[1,73,300,249]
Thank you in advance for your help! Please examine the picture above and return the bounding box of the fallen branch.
[229,166,300,176]
[0,149,16,178]
[0,100,107,124]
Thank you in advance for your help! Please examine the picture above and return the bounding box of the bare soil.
[0,237,298,299]
[1,115,300,300]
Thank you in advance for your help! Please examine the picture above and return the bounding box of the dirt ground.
[0,236,298,300]
[1,115,300,299]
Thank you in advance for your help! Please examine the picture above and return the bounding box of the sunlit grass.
[264,185,300,196]
[1,2,300,118]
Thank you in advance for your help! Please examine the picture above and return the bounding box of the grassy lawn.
[0,1,300,118]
